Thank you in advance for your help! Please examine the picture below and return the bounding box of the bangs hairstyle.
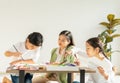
[59,30,75,46]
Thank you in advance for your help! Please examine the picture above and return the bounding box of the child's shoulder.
[52,48,57,51]
[51,48,57,53]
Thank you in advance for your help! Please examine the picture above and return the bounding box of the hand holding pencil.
[12,52,22,57]
[13,45,23,59]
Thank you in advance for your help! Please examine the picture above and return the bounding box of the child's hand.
[48,62,60,65]
[97,66,105,74]
[64,50,72,57]
[13,52,22,57]
[97,66,108,80]
[65,50,72,55]
[74,59,80,66]
[10,60,23,66]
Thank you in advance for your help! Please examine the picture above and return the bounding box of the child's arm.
[4,51,22,57]
[10,59,34,65]
[97,66,109,80]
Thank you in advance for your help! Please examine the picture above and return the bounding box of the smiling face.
[58,35,70,49]
[25,39,39,50]
[86,42,99,57]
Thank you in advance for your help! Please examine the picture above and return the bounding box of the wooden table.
[6,66,95,83]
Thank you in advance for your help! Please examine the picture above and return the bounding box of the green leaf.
[99,14,120,58]
[107,14,115,22]
[106,29,116,34]
[105,51,112,57]
[99,31,107,37]
[111,19,120,28]
[100,22,110,29]
[112,34,120,38]
[105,36,113,43]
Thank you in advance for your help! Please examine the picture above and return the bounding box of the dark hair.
[59,30,75,47]
[27,32,43,46]
[86,37,109,59]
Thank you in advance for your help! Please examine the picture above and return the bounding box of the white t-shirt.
[8,42,41,76]
[71,47,115,83]
[8,42,41,64]
[87,57,115,83]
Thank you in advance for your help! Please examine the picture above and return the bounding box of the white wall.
[0,0,120,72]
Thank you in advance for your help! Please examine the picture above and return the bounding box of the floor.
[74,73,120,83]
[0,73,120,83]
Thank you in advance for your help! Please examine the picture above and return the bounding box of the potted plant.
[98,14,120,59]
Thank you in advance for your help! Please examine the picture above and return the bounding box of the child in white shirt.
[3,32,43,83]
[85,37,115,83]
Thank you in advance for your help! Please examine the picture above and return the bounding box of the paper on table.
[46,65,79,71]
[8,63,46,70]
